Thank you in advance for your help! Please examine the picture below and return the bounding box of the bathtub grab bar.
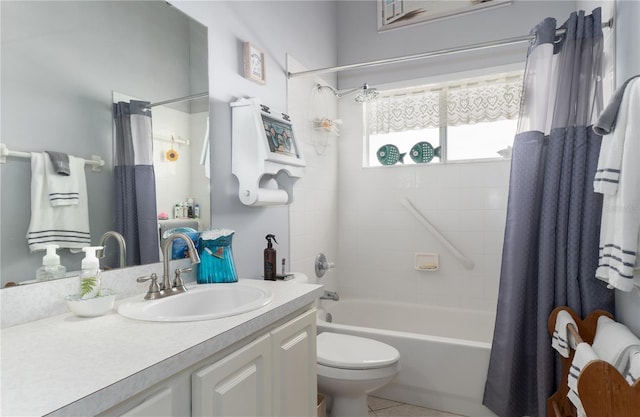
[400,197,475,270]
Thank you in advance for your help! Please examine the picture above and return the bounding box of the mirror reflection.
[1,0,210,287]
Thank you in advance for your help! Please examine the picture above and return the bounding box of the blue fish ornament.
[376,144,405,165]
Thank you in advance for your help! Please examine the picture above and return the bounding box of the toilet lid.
[316,332,400,370]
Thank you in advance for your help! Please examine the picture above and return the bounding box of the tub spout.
[320,290,339,301]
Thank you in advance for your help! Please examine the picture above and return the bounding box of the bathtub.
[317,298,498,417]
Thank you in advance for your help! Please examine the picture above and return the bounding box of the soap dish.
[65,289,117,317]
[415,253,439,271]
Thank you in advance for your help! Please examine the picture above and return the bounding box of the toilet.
[316,332,400,417]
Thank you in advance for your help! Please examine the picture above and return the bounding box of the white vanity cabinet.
[271,308,318,417]
[119,388,175,417]
[96,308,316,417]
[192,308,317,417]
[97,372,192,417]
[192,333,272,416]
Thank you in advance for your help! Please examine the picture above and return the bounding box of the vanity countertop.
[1,279,323,417]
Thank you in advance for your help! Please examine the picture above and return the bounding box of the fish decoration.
[376,144,405,165]
[409,141,442,163]
[410,141,434,163]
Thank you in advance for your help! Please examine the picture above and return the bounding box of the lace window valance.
[367,72,523,135]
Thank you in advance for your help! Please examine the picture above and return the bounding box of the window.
[365,71,523,166]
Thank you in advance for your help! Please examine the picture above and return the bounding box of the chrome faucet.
[137,232,200,300]
[97,231,127,269]
[320,290,339,301]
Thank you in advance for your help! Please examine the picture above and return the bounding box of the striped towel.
[551,310,578,358]
[567,343,599,417]
[27,153,91,251]
[593,78,640,292]
[44,152,79,206]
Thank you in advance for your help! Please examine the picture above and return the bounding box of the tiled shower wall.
[336,101,510,313]
[287,57,340,291]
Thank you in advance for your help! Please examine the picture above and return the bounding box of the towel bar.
[0,143,104,172]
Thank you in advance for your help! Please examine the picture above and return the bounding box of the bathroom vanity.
[1,278,322,417]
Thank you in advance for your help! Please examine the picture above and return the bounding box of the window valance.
[367,72,523,135]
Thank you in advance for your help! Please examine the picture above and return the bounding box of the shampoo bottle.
[36,244,66,281]
[80,246,103,299]
[264,234,278,281]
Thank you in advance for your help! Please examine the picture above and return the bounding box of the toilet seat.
[317,332,400,370]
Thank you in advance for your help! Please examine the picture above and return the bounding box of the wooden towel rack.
[547,306,640,417]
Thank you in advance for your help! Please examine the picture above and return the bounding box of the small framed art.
[243,42,266,84]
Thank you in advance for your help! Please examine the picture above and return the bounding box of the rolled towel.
[567,342,600,417]
[626,349,640,385]
[622,345,640,385]
[552,310,578,358]
[45,150,70,176]
[592,316,640,372]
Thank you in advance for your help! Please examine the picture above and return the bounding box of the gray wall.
[172,1,338,279]
[336,0,577,88]
[0,1,200,283]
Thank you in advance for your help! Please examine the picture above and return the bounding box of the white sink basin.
[117,282,272,322]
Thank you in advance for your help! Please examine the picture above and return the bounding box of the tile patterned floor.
[367,396,465,417]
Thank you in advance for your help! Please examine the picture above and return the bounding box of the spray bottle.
[80,246,103,299]
[36,244,67,281]
[264,234,278,281]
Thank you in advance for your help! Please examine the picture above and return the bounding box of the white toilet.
[316,332,400,417]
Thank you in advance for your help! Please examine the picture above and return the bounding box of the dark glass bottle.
[264,234,277,281]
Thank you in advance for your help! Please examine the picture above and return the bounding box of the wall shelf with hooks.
[230,98,306,206]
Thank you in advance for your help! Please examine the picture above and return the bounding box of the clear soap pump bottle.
[80,246,103,299]
[36,244,67,281]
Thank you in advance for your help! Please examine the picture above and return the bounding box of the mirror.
[0,1,210,286]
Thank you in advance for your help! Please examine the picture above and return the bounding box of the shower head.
[316,83,379,103]
[353,84,380,103]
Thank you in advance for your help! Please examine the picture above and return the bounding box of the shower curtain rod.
[288,18,613,79]
[146,91,208,109]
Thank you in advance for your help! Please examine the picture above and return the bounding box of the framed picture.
[378,0,511,32]
[243,42,266,84]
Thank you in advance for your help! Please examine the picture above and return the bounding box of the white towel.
[567,342,600,417]
[625,348,640,385]
[552,310,578,358]
[27,153,91,251]
[592,316,640,372]
[593,78,640,292]
[44,152,79,206]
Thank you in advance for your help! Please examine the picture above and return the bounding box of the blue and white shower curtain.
[113,100,160,266]
[483,8,614,417]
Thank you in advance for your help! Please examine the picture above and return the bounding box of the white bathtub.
[317,298,498,417]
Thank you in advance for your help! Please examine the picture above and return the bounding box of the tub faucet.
[137,232,200,300]
[97,231,127,269]
[320,290,339,301]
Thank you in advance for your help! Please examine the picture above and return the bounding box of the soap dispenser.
[80,246,103,299]
[264,234,278,281]
[36,244,67,281]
